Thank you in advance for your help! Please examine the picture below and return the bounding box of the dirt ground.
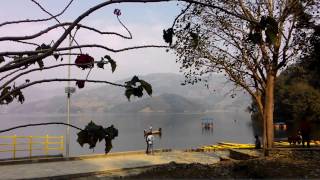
[116,153,320,179]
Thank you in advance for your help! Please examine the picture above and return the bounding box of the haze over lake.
[0,73,253,159]
[1,111,253,158]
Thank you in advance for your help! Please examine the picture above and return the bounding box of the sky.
[0,0,185,90]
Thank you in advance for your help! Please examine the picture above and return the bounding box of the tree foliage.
[168,0,319,148]
[0,1,169,105]
[0,121,118,154]
[124,76,153,101]
[274,25,320,125]
[77,121,118,154]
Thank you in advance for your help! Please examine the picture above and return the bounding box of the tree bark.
[263,72,275,149]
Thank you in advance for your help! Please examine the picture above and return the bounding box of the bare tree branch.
[1,63,98,90]
[0,44,168,57]
[0,78,126,103]
[0,122,83,134]
[0,0,74,27]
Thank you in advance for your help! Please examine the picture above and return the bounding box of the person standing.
[299,120,311,148]
[254,135,261,149]
[146,133,154,154]
[144,129,149,154]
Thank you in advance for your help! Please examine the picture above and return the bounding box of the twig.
[31,0,82,54]
[0,0,74,27]
[0,62,109,90]
[0,78,126,103]
[0,44,168,56]
[0,122,83,134]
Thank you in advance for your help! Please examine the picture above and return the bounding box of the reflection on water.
[0,112,253,158]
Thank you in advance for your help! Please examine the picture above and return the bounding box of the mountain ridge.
[6,73,250,114]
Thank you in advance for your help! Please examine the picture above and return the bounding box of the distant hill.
[6,73,251,114]
[109,93,205,113]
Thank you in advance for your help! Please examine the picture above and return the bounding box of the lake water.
[0,112,254,159]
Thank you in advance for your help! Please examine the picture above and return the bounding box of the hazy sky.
[0,1,184,89]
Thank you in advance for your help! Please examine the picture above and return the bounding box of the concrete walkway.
[0,151,221,180]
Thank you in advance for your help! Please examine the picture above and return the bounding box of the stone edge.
[0,149,172,166]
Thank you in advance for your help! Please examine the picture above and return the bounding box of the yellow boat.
[200,142,255,151]
[200,140,320,151]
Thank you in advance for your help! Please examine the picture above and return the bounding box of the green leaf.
[97,60,105,69]
[131,76,140,86]
[266,28,277,44]
[11,90,25,104]
[36,43,51,52]
[40,43,51,50]
[77,121,105,149]
[104,125,118,140]
[104,125,118,154]
[248,32,262,44]
[163,28,174,45]
[18,93,25,104]
[184,23,191,30]
[1,87,13,104]
[125,88,134,101]
[77,121,118,154]
[189,32,199,48]
[133,86,144,98]
[37,60,44,69]
[140,80,152,96]
[76,80,85,89]
[265,27,278,44]
[104,55,112,60]
[262,16,278,44]
[0,56,5,64]
[125,76,140,87]
[108,59,116,73]
[259,16,267,29]
[53,54,59,60]
[77,130,89,147]
[1,86,11,95]
[105,139,112,154]
[104,55,116,73]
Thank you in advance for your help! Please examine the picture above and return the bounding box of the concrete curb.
[229,149,262,160]
[0,149,172,166]
[22,164,165,180]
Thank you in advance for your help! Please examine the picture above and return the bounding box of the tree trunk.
[263,72,275,149]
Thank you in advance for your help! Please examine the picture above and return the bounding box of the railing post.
[13,135,16,159]
[44,134,49,156]
[29,136,32,158]
[60,136,64,151]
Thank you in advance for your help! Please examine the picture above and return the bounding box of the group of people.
[287,120,312,147]
[254,120,313,149]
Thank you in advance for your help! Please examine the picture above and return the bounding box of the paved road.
[0,151,222,180]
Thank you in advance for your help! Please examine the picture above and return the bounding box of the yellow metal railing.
[0,135,64,159]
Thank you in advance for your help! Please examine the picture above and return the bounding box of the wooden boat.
[144,128,162,137]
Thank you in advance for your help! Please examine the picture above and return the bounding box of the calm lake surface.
[0,112,253,158]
